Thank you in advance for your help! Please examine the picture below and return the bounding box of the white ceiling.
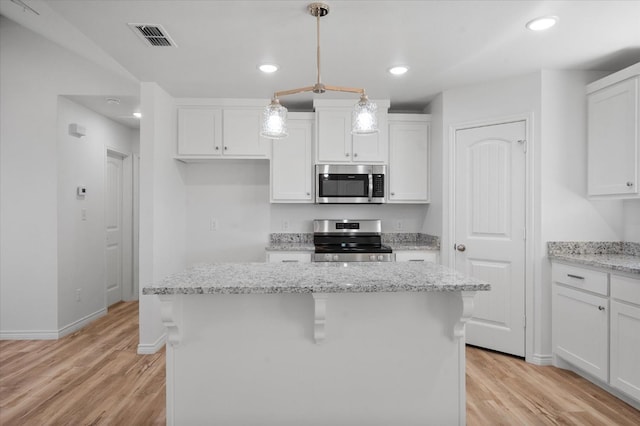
[3,0,640,123]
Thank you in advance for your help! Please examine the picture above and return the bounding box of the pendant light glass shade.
[261,98,288,139]
[352,94,378,134]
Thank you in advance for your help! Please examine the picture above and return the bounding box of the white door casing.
[106,152,124,306]
[454,121,526,357]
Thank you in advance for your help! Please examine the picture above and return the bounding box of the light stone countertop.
[548,241,640,275]
[548,253,640,275]
[142,262,490,295]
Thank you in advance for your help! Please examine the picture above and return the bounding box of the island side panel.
[168,291,467,425]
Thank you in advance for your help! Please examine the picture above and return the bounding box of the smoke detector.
[128,23,177,47]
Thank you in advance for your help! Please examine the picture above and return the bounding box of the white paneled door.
[106,152,124,307]
[454,121,526,357]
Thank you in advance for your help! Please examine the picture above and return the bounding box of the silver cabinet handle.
[627,181,634,187]
[354,153,358,157]
[282,260,299,263]
[567,274,584,280]
[224,146,228,151]
[306,192,311,196]
[345,153,350,157]
[215,146,220,151]
[598,306,605,311]
[409,259,425,262]
[391,192,395,196]
[456,244,466,252]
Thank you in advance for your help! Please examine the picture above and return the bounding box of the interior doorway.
[453,120,527,357]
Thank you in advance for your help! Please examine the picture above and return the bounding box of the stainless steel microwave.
[315,164,386,204]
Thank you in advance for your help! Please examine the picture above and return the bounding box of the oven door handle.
[368,173,373,202]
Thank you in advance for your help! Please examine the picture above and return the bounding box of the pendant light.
[260,2,378,139]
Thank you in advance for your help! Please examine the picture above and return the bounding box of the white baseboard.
[0,330,59,340]
[58,308,107,338]
[0,308,106,340]
[529,353,553,366]
[138,332,166,354]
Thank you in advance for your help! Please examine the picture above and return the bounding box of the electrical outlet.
[395,220,403,231]
[210,218,217,231]
[75,288,82,302]
[282,220,289,231]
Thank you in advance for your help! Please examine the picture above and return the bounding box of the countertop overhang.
[142,262,490,295]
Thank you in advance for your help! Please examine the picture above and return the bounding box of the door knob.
[456,244,466,252]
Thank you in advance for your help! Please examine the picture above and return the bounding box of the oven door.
[315,164,385,203]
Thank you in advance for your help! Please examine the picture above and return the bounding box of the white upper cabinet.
[587,62,640,198]
[222,108,269,157]
[177,108,223,156]
[176,102,269,160]
[314,99,389,164]
[388,114,430,203]
[270,114,314,203]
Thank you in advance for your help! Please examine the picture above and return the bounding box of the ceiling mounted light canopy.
[261,2,378,139]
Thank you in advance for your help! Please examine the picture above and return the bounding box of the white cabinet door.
[223,109,269,157]
[266,252,312,263]
[316,106,388,164]
[316,109,352,163]
[388,117,429,203]
[394,250,438,263]
[610,299,640,401]
[588,76,639,197]
[271,117,313,203]
[178,108,223,155]
[552,284,609,381]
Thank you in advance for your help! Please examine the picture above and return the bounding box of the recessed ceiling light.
[259,64,279,73]
[133,112,142,119]
[526,16,558,31]
[388,66,409,76]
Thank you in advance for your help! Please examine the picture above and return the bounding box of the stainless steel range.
[313,219,394,262]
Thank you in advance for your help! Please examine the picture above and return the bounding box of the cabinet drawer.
[552,263,609,296]
[266,252,312,263]
[395,251,438,263]
[611,274,640,306]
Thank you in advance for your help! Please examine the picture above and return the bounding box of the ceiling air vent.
[128,23,177,47]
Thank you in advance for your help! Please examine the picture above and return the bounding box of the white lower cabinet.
[266,252,312,263]
[394,250,438,263]
[610,275,640,400]
[552,262,640,404]
[552,284,609,381]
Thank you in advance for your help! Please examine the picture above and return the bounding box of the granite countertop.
[142,262,490,295]
[265,233,440,252]
[548,241,640,275]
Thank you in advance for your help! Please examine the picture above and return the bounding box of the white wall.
[184,159,430,266]
[438,70,629,362]
[423,94,443,240]
[0,16,138,338]
[56,97,138,333]
[624,200,640,242]
[138,82,186,353]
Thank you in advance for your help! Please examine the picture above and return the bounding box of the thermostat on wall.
[69,123,86,138]
[77,186,87,197]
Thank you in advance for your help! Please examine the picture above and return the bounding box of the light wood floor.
[1,302,638,425]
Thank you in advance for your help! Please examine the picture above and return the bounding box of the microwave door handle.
[368,173,373,202]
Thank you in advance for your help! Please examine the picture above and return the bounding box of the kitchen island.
[143,262,490,426]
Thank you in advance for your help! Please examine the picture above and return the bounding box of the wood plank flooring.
[1,301,638,425]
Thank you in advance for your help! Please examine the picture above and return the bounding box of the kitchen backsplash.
[547,241,640,257]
